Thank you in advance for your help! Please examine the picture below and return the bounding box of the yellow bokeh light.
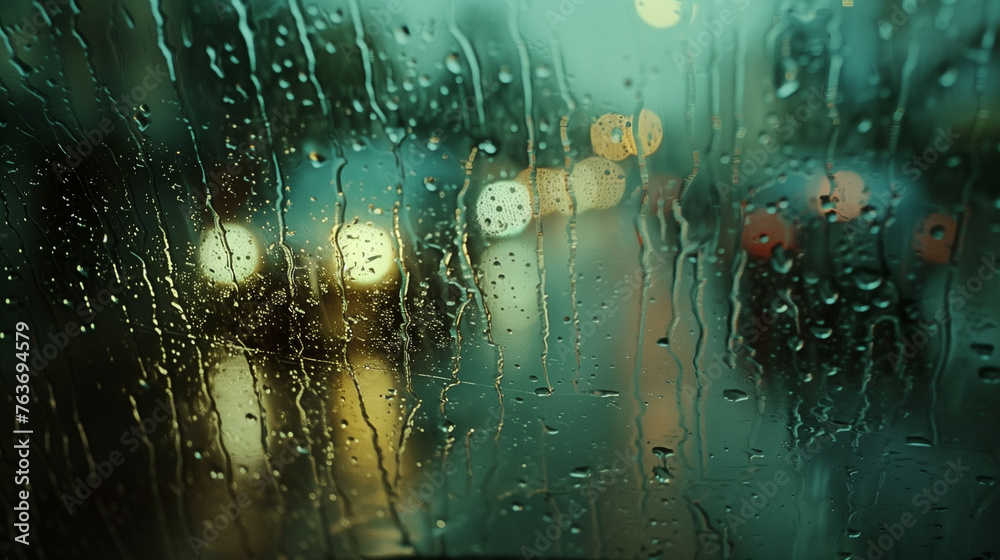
[591,113,637,162]
[635,0,683,28]
[333,222,399,288]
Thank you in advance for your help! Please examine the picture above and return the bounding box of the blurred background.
[1,0,999,558]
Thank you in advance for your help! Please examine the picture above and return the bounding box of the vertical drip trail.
[129,251,182,556]
[110,48,203,541]
[507,0,553,394]
[440,146,480,415]
[330,226,412,549]
[293,358,335,556]
[229,0,297,296]
[690,260,709,475]
[389,135,421,485]
[559,116,583,391]
[391,203,421,485]
[929,273,952,446]
[727,250,747,357]
[668,180,694,474]
[887,38,920,201]
[203,352,255,558]
[727,11,748,367]
[552,42,576,113]
[288,0,332,119]
[938,8,997,445]
[676,48,705,540]
[669,240,691,473]
[453,148,506,438]
[87,264,157,558]
[325,140,352,547]
[448,0,486,128]
[852,318,883,452]
[243,355,300,541]
[284,354,360,554]
[631,101,655,512]
[824,7,843,172]
[346,0,387,124]
[138,0,224,265]
[347,364,414,548]
[440,296,470,414]
[61,12,164,551]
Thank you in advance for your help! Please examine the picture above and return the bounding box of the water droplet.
[652,465,672,483]
[722,389,749,402]
[939,67,958,87]
[771,244,793,274]
[570,467,591,478]
[394,25,410,45]
[308,151,327,167]
[810,326,833,340]
[970,343,994,359]
[978,366,1000,384]
[776,80,800,98]
[652,447,674,459]
[478,139,497,154]
[852,269,883,291]
[445,53,462,74]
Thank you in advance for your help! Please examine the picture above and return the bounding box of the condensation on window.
[2,0,999,559]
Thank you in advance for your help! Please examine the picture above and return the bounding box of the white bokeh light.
[198,224,262,284]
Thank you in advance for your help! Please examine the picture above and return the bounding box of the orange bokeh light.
[912,213,958,264]
[741,207,797,259]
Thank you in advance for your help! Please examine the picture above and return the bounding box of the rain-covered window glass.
[3,0,1000,558]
